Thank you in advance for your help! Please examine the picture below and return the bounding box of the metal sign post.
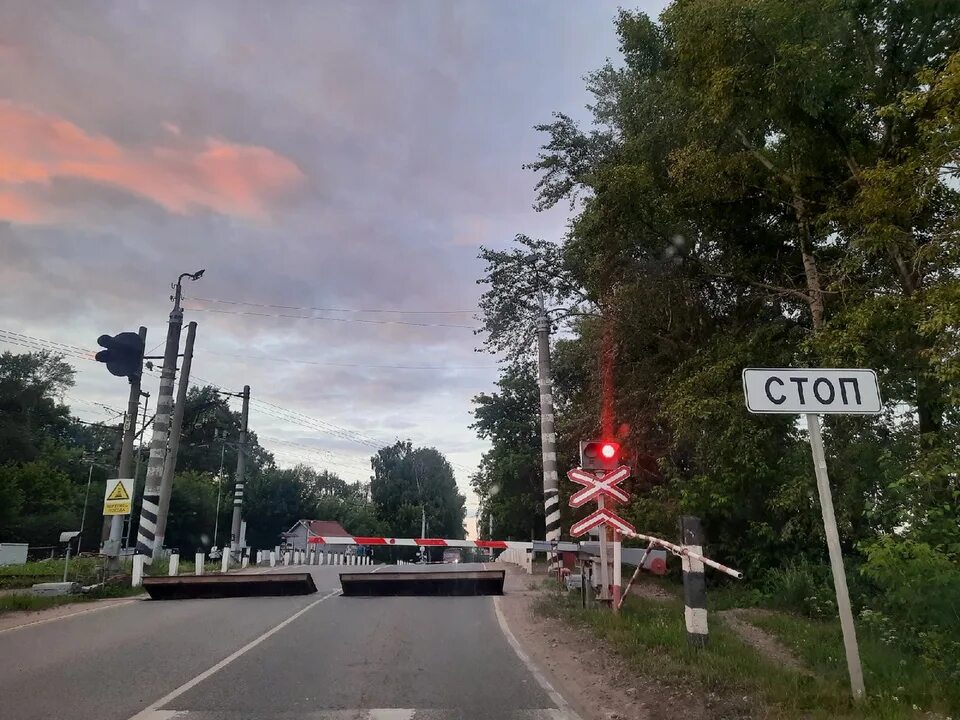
[743,367,880,700]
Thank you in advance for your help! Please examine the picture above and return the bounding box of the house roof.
[306,519,350,537]
[284,519,350,537]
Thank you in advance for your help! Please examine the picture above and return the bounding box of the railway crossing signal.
[568,466,630,507]
[579,440,620,471]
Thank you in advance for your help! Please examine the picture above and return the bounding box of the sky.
[0,1,669,528]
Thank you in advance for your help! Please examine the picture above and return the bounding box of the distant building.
[281,519,354,556]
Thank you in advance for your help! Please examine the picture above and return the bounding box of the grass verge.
[0,583,144,616]
[536,591,953,719]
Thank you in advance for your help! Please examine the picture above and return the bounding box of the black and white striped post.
[536,296,561,578]
[135,301,183,563]
[679,515,708,648]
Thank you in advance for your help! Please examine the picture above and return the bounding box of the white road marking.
[0,597,142,635]
[493,596,583,720]
[127,589,340,720]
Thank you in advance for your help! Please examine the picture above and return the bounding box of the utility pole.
[212,433,227,550]
[125,391,150,549]
[136,270,204,565]
[536,294,561,576]
[102,325,147,568]
[77,462,94,554]
[152,320,197,559]
[229,385,250,561]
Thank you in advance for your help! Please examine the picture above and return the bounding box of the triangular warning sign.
[106,481,130,501]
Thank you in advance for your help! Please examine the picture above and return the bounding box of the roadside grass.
[750,612,959,717]
[0,583,144,616]
[0,557,107,589]
[536,591,951,719]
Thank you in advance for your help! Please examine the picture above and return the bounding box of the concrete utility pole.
[152,320,197,559]
[536,294,561,574]
[229,385,250,561]
[136,270,203,564]
[102,325,147,565]
[125,391,150,549]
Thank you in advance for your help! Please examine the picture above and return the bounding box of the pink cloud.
[0,101,304,222]
[0,190,42,224]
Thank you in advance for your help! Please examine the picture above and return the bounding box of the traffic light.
[95,331,144,380]
[580,440,621,471]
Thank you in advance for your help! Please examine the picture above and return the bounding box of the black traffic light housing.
[579,440,621,471]
[95,332,144,380]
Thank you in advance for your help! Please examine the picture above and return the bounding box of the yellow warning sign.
[106,482,129,501]
[103,478,133,515]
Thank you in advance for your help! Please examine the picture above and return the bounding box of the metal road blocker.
[142,572,316,600]
[339,569,505,597]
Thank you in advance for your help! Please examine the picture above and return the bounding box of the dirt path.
[497,567,708,720]
[717,609,809,675]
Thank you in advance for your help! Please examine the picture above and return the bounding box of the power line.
[203,350,496,372]
[187,296,476,315]
[184,306,477,330]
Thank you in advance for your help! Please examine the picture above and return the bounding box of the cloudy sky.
[0,0,667,523]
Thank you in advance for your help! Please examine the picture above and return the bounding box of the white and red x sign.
[570,507,636,538]
[567,466,631,508]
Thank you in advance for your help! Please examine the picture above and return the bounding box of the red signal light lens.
[601,443,617,459]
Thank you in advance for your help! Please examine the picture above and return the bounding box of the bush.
[859,537,960,679]
[761,560,838,618]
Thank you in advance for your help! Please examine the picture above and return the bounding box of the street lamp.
[171,269,206,310]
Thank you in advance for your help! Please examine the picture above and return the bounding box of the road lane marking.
[127,589,340,720]
[493,596,583,720]
[0,597,142,635]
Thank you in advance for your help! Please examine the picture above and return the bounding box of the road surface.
[0,562,578,720]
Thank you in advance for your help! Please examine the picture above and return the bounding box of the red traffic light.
[579,440,621,471]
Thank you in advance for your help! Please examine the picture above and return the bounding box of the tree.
[475,1,960,573]
[0,351,74,465]
[370,441,466,541]
[470,362,544,541]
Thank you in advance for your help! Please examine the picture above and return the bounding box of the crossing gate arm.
[624,530,743,580]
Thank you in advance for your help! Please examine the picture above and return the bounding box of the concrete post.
[285,550,292,566]
[680,516,708,647]
[168,552,179,577]
[269,551,276,567]
[195,552,204,575]
[221,551,230,574]
[536,296,561,576]
[241,553,249,569]
[132,554,144,587]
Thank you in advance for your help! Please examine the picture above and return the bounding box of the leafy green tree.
[470,362,544,540]
[0,351,74,465]
[371,441,466,540]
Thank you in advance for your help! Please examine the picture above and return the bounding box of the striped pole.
[537,296,561,576]
[679,516,708,647]
[228,385,250,561]
[135,304,183,564]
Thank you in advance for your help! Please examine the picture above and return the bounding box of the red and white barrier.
[304,532,742,580]
[307,535,532,550]
[623,530,743,580]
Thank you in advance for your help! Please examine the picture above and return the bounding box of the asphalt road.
[0,562,578,720]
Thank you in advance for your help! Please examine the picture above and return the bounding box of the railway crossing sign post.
[568,448,635,612]
[744,368,881,700]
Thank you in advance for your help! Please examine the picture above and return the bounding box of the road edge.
[493,594,585,720]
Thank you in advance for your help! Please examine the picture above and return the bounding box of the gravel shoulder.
[497,566,706,720]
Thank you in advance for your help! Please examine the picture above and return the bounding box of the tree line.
[0,351,465,554]
[471,0,959,671]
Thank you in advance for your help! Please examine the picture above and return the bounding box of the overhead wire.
[186,295,477,315]
[184,305,478,330]
[202,350,495,372]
